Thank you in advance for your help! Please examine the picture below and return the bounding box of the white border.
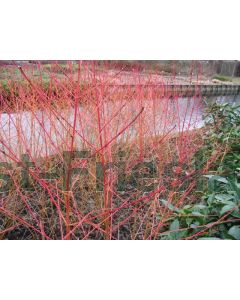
[0,0,239,59]
[1,241,239,300]
[1,1,240,299]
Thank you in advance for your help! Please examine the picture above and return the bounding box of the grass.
[212,74,240,84]
[212,74,233,82]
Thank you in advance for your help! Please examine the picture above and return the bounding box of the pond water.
[0,95,240,161]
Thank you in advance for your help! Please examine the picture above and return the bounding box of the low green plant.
[195,102,240,177]
[159,102,240,239]
[159,175,240,239]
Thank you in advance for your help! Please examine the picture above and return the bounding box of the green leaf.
[204,175,228,184]
[180,205,192,214]
[207,193,215,205]
[191,211,204,217]
[228,226,240,240]
[231,210,240,218]
[193,204,207,210]
[170,219,180,231]
[215,177,229,184]
[220,204,237,216]
[228,179,240,200]
[168,219,181,240]
[215,194,234,202]
[186,218,193,226]
[160,199,179,212]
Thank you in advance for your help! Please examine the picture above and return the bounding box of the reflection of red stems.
[92,107,144,158]
[157,124,176,146]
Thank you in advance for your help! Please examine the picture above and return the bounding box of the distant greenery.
[212,74,233,82]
